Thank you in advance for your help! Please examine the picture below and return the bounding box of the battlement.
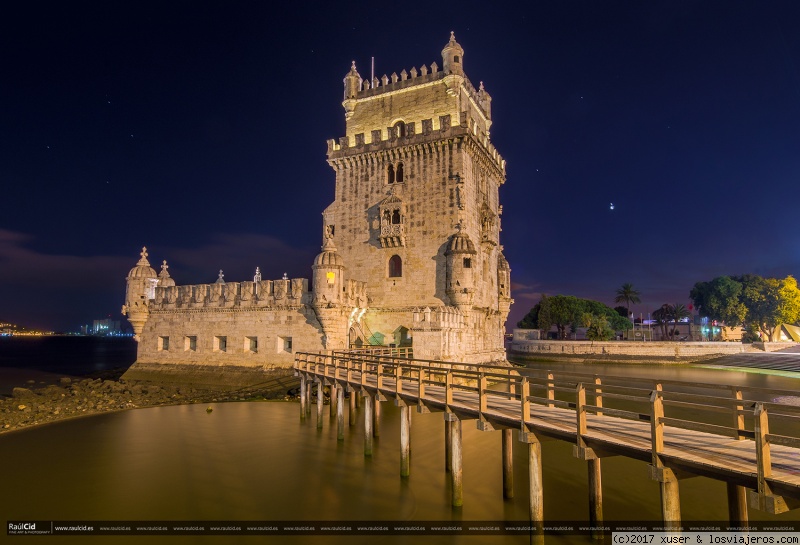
[353,63,486,112]
[150,277,310,310]
[411,306,466,330]
[327,115,505,174]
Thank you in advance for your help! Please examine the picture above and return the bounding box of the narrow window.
[246,336,258,353]
[278,336,293,353]
[158,336,170,351]
[185,336,197,352]
[396,162,404,183]
[387,164,395,184]
[391,209,401,224]
[394,121,406,138]
[389,255,402,278]
[463,257,471,268]
[215,336,227,352]
[454,55,460,63]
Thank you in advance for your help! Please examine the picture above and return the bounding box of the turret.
[441,31,464,76]
[312,234,345,305]
[122,247,158,341]
[445,228,477,311]
[342,61,361,120]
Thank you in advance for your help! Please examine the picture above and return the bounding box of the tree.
[614,283,641,318]
[519,295,632,338]
[652,304,672,340]
[582,312,614,341]
[737,275,800,341]
[516,301,541,329]
[689,276,747,327]
[669,303,690,339]
[538,295,583,339]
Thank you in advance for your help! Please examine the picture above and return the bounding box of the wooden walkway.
[294,349,800,530]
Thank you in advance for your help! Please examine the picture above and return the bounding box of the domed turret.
[445,228,476,310]
[441,31,464,76]
[312,234,345,305]
[342,61,362,120]
[157,260,175,287]
[123,247,158,341]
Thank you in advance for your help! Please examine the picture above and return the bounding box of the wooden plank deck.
[299,357,800,503]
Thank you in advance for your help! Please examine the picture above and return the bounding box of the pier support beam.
[400,402,410,477]
[502,428,514,499]
[445,413,463,507]
[316,380,324,430]
[349,390,356,426]
[330,383,338,420]
[299,376,306,420]
[727,483,748,525]
[656,467,681,529]
[336,385,344,441]
[373,396,381,438]
[305,379,312,418]
[363,393,373,457]
[588,458,603,537]
[520,431,544,542]
[444,418,452,472]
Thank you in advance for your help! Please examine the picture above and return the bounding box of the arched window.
[388,255,402,278]
[396,162,404,183]
[391,209,400,224]
[394,121,406,138]
[387,164,395,184]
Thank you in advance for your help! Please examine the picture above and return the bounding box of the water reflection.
[2,361,799,544]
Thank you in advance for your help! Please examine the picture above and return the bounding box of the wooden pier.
[295,349,800,536]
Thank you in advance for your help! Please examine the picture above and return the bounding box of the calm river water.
[1,343,799,544]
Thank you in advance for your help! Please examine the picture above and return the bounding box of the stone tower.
[323,33,512,363]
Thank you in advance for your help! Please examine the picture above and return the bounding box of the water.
[0,336,136,394]
[1,348,799,544]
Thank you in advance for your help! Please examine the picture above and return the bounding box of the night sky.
[2,2,799,332]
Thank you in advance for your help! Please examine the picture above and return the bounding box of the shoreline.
[0,368,301,435]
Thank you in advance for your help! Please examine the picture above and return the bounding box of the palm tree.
[652,304,672,340]
[614,283,641,318]
[670,303,690,340]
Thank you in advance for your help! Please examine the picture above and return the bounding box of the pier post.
[316,380,324,430]
[588,459,603,537]
[502,428,514,499]
[660,469,681,528]
[300,376,306,420]
[520,430,544,541]
[363,393,373,456]
[444,418,452,472]
[727,482,748,525]
[400,402,410,477]
[373,396,381,438]
[445,413,463,507]
[336,385,344,441]
[349,389,356,426]
[305,378,312,417]
[330,383,338,420]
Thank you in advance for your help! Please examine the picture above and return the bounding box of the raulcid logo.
[9,522,36,530]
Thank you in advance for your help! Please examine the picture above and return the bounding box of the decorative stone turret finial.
[282,272,288,280]
[254,267,261,283]
[157,259,175,287]
[343,60,362,103]
[216,270,225,284]
[137,247,150,265]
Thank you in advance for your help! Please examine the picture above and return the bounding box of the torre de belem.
[123,34,513,380]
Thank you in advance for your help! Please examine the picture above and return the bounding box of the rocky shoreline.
[0,370,301,435]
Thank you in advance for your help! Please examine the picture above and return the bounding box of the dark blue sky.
[2,1,799,331]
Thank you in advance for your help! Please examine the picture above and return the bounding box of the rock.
[12,387,34,398]
[59,377,72,385]
[26,380,35,385]
[17,404,27,411]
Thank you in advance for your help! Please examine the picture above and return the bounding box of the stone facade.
[123,34,513,370]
